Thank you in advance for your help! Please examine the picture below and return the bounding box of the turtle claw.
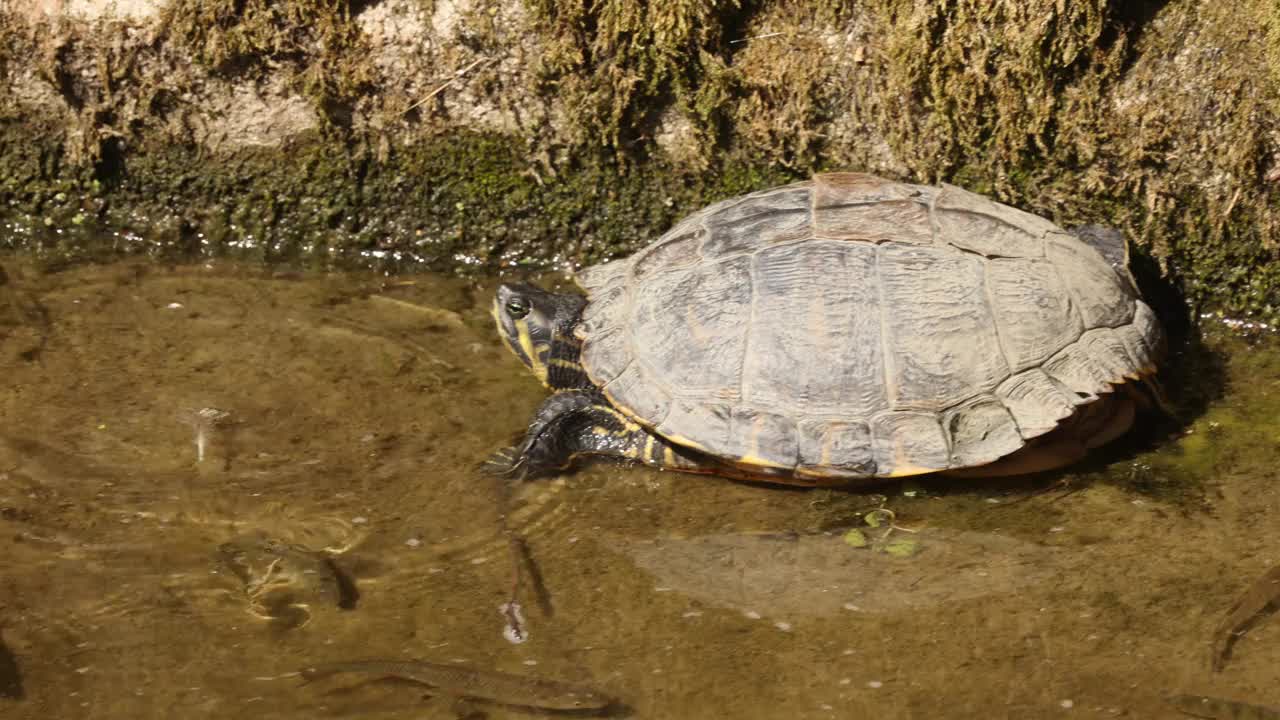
[481,446,527,479]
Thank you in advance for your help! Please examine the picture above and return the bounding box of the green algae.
[0,125,798,273]
[882,538,919,558]
[842,528,869,548]
[1090,323,1280,507]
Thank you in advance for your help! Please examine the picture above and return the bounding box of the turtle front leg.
[486,390,706,479]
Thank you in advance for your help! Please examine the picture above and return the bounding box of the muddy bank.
[1,0,1277,323]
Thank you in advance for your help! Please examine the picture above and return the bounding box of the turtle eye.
[506,297,531,319]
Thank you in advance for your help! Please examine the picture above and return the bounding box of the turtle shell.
[574,173,1163,479]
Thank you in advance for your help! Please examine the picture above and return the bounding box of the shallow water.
[0,255,1278,719]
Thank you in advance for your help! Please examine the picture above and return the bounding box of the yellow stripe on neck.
[516,320,548,384]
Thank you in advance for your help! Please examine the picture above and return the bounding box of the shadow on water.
[511,536,556,619]
[1128,232,1229,418]
[0,630,23,700]
[330,558,361,611]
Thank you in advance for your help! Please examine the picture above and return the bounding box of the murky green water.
[1,255,1278,719]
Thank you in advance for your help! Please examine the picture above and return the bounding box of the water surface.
[1,256,1278,719]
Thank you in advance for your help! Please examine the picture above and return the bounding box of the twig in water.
[491,471,530,644]
[500,599,527,645]
[1211,565,1280,672]
[179,407,232,464]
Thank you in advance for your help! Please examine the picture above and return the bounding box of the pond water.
[0,254,1277,719]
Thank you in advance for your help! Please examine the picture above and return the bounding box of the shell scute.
[986,258,1083,373]
[933,207,1045,258]
[577,282,626,337]
[871,412,950,475]
[725,408,799,469]
[944,397,1024,468]
[934,182,1050,258]
[630,257,752,395]
[743,241,888,417]
[575,257,629,293]
[632,227,704,281]
[604,364,671,428]
[797,419,875,477]
[657,399,731,453]
[1046,231,1135,328]
[878,243,1009,410]
[934,182,1059,239]
[1042,342,1114,400]
[581,328,630,385]
[995,369,1079,437]
[1079,327,1142,381]
[812,173,933,244]
[701,204,810,258]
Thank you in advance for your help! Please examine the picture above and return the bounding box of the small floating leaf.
[883,539,920,558]
[843,529,869,548]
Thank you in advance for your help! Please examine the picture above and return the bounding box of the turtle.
[489,173,1165,486]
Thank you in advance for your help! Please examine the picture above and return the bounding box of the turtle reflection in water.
[219,531,356,628]
[0,263,49,363]
[490,173,1166,485]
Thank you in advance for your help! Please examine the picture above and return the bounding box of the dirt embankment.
[1,0,1277,324]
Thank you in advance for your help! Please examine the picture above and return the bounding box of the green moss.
[526,0,744,154]
[0,122,798,273]
[158,0,378,130]
[868,0,1115,183]
[725,3,850,170]
[1262,0,1280,94]
[0,8,17,80]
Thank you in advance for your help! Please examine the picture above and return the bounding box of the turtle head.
[493,283,587,388]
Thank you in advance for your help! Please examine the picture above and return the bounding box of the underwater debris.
[500,600,528,645]
[844,507,921,557]
[1168,693,1280,720]
[178,407,232,464]
[1210,565,1280,672]
[219,531,354,628]
[299,659,614,712]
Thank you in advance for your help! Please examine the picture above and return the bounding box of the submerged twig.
[1168,693,1280,719]
[298,659,614,712]
[500,598,527,645]
[489,469,554,644]
[1210,565,1280,672]
[178,407,232,464]
[488,467,529,643]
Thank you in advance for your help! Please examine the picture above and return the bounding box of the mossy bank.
[1,0,1278,324]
